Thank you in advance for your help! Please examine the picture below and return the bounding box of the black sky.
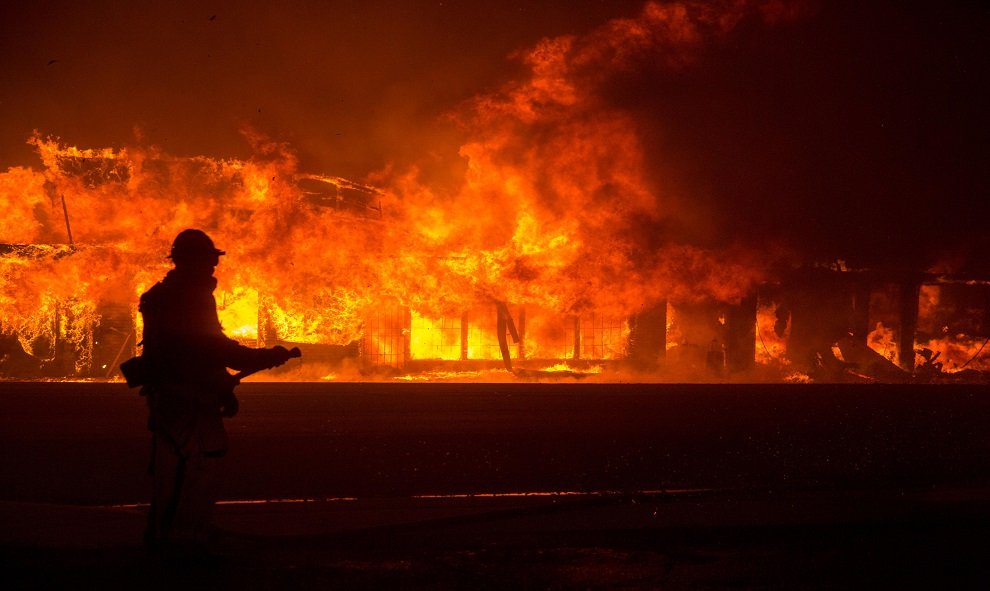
[1,1,643,174]
[2,1,987,270]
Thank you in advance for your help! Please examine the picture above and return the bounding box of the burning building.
[2,2,987,383]
[0,134,648,380]
[1,137,988,383]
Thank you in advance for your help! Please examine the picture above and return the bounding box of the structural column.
[628,301,667,369]
[726,294,757,373]
[898,280,920,372]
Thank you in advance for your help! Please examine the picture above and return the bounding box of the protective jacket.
[139,268,271,385]
[138,267,276,456]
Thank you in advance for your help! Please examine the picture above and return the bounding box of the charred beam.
[726,294,757,373]
[495,301,518,372]
[851,281,871,344]
[60,194,74,247]
[628,301,667,369]
[898,281,920,372]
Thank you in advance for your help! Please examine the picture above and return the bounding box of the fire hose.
[231,346,302,383]
[120,346,302,388]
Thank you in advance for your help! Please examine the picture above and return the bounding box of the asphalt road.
[2,382,990,588]
[1,382,988,504]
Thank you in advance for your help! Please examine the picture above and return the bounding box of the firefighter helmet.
[169,229,225,264]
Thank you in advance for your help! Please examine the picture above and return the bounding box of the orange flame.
[1,1,836,381]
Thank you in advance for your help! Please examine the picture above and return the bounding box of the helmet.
[169,229,225,264]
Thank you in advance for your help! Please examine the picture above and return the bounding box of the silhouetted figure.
[136,229,295,552]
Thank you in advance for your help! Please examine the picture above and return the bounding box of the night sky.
[2,1,987,271]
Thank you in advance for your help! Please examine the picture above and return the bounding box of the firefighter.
[138,228,295,552]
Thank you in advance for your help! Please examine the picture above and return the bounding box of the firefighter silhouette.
[131,229,297,551]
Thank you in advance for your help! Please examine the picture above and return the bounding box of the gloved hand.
[265,345,295,368]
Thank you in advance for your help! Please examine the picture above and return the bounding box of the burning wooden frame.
[1,140,988,382]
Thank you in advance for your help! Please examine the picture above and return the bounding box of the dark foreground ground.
[1,382,989,589]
